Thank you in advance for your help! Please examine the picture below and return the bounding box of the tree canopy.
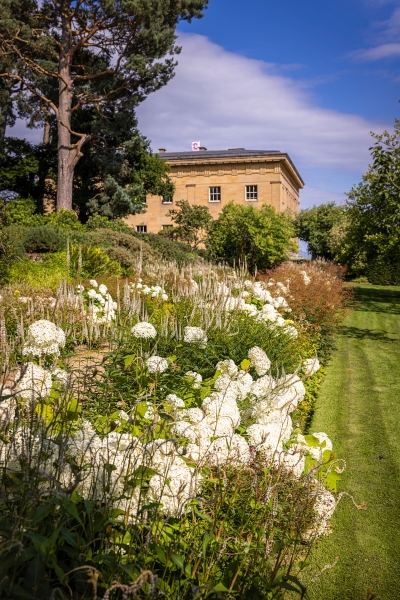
[0,0,207,211]
[295,202,346,260]
[207,202,295,272]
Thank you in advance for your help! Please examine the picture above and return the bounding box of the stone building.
[125,148,304,233]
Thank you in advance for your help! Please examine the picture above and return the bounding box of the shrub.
[83,229,161,265]
[85,214,133,233]
[2,197,44,227]
[141,233,199,266]
[70,245,122,278]
[24,225,67,253]
[0,230,25,284]
[366,258,400,286]
[7,253,67,288]
[45,209,83,231]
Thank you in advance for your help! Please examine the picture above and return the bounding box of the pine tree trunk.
[42,113,50,145]
[56,15,74,212]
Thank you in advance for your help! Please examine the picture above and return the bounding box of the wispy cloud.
[137,33,386,178]
[350,42,400,60]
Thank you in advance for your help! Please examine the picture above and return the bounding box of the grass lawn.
[304,285,400,600]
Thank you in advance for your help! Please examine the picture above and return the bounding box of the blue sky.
[135,0,400,208]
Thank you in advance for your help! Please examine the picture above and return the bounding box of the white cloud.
[350,42,400,60]
[137,33,386,182]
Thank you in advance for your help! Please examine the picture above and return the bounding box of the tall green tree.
[0,0,207,211]
[295,202,346,260]
[337,120,400,279]
[206,202,295,272]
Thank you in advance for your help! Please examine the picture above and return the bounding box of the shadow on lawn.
[350,285,400,316]
[338,325,395,342]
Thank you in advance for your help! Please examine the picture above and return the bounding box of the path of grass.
[304,285,400,600]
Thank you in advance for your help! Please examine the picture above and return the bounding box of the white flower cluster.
[303,357,320,377]
[131,321,157,339]
[22,319,65,358]
[248,346,271,376]
[130,280,168,301]
[220,280,298,339]
[13,362,52,401]
[183,326,207,348]
[79,283,118,324]
[146,355,169,374]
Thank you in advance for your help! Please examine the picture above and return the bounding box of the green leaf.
[33,504,53,525]
[213,582,230,592]
[171,553,184,571]
[202,532,215,558]
[124,354,136,367]
[304,434,320,447]
[64,501,82,525]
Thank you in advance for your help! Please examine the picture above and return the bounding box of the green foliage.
[69,245,122,278]
[0,228,24,283]
[1,196,43,227]
[140,233,199,266]
[7,253,67,288]
[45,209,83,231]
[331,119,400,279]
[207,202,295,272]
[85,215,133,233]
[166,199,213,249]
[82,229,161,270]
[295,203,346,260]
[86,174,147,220]
[24,225,66,253]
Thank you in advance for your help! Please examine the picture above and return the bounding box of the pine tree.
[0,0,207,210]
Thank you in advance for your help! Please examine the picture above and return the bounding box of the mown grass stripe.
[304,285,400,600]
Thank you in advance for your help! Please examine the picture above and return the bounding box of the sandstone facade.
[125,148,304,233]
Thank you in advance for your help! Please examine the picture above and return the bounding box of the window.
[136,225,147,233]
[162,224,173,230]
[209,186,221,202]
[245,185,258,201]
[162,196,173,204]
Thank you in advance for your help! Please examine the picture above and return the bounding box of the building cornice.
[160,151,304,189]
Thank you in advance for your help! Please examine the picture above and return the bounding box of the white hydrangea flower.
[303,357,320,377]
[248,346,271,376]
[87,288,97,299]
[162,293,169,301]
[131,322,157,339]
[247,412,292,454]
[184,407,204,424]
[146,356,168,374]
[202,392,241,428]
[276,445,305,478]
[305,481,337,539]
[22,319,66,358]
[183,326,208,348]
[165,394,185,409]
[98,284,108,295]
[14,362,52,401]
[207,434,251,467]
[216,359,238,378]
[185,371,202,388]
[89,279,98,287]
[148,462,199,517]
[236,371,253,399]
